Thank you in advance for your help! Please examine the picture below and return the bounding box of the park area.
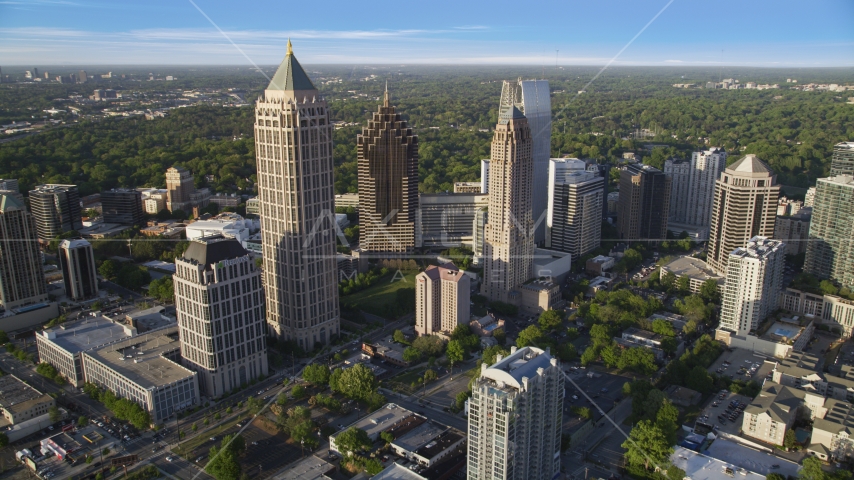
[340,271,417,318]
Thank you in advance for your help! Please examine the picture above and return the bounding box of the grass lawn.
[340,272,417,317]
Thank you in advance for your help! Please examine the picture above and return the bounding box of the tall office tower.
[255,41,339,348]
[774,207,811,256]
[718,236,785,335]
[58,239,97,301]
[78,70,87,83]
[499,80,551,244]
[472,207,488,264]
[804,175,854,289]
[467,346,563,480]
[174,235,267,397]
[101,189,144,226]
[664,158,691,222]
[616,164,671,243]
[547,170,604,256]
[481,106,534,303]
[414,263,471,337]
[585,161,611,220]
[830,142,854,177]
[706,155,780,274]
[33,67,38,78]
[165,166,196,213]
[0,194,47,310]
[28,184,83,242]
[0,179,19,192]
[480,159,490,193]
[357,87,418,254]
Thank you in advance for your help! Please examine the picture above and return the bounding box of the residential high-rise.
[357,86,418,255]
[58,239,98,301]
[718,236,785,335]
[707,155,780,274]
[28,184,83,242]
[165,166,196,213]
[774,207,812,256]
[0,194,47,310]
[804,175,854,290]
[255,41,339,348]
[585,161,611,220]
[499,80,551,244]
[804,187,816,207]
[480,159,490,194]
[0,179,19,192]
[830,142,854,177]
[174,235,267,397]
[546,161,603,256]
[101,189,144,226]
[414,263,470,337]
[665,148,727,228]
[481,105,534,303]
[616,164,671,243]
[467,346,563,480]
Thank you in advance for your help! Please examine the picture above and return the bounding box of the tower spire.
[383,80,389,107]
[286,38,293,56]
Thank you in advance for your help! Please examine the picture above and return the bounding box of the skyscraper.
[174,235,267,397]
[165,166,195,213]
[28,184,83,242]
[357,86,418,255]
[546,160,603,256]
[665,148,727,228]
[718,236,785,335]
[58,239,98,301]
[499,80,551,244]
[0,194,47,310]
[830,142,854,177]
[481,105,534,303]
[707,155,780,274]
[255,41,339,348]
[415,263,470,336]
[467,346,563,480]
[101,189,144,226]
[804,175,854,289]
[616,164,671,243]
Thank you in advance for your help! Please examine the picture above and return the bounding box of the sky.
[1,0,853,67]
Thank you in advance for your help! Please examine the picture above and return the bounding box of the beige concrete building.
[718,236,785,335]
[511,279,562,316]
[742,382,810,446]
[255,41,339,348]
[0,375,55,425]
[357,87,417,255]
[415,263,470,336]
[774,207,811,256]
[810,399,854,462]
[707,155,780,274]
[659,256,724,295]
[779,287,854,337]
[482,100,534,303]
[165,166,195,213]
[454,182,482,193]
[174,236,267,398]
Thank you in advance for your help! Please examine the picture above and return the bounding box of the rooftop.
[671,447,767,480]
[267,40,317,92]
[813,399,854,436]
[480,346,555,390]
[0,375,50,414]
[332,404,421,442]
[40,316,135,354]
[622,327,663,342]
[662,256,723,282]
[271,455,334,480]
[703,438,801,478]
[393,421,446,454]
[727,154,772,174]
[83,326,196,389]
[744,381,805,423]
[181,235,248,270]
[729,236,784,260]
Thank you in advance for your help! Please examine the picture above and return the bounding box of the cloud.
[664,59,682,63]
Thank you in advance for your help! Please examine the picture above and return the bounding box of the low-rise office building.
[509,279,563,316]
[391,422,466,468]
[82,326,199,423]
[660,256,724,295]
[329,404,425,456]
[0,375,55,424]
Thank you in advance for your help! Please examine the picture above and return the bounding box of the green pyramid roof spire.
[267,39,317,92]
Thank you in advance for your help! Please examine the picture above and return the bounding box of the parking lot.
[695,390,754,435]
[563,368,630,415]
[707,348,775,382]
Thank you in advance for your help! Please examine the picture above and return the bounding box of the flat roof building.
[28,184,83,242]
[660,256,724,295]
[82,326,199,423]
[100,189,144,226]
[0,375,55,425]
[329,403,425,455]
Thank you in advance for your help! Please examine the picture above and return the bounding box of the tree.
[423,369,438,382]
[784,429,798,450]
[403,346,421,363]
[493,327,506,345]
[335,427,372,457]
[103,447,110,455]
[699,279,720,302]
[291,385,306,399]
[303,363,331,386]
[481,345,509,366]
[49,406,61,423]
[515,325,543,348]
[655,400,679,445]
[819,280,839,296]
[0,432,7,448]
[98,259,119,280]
[280,406,316,448]
[686,366,714,394]
[192,423,198,432]
[589,324,613,345]
[393,330,408,344]
[651,319,675,337]
[676,276,691,294]
[666,465,687,480]
[571,406,593,420]
[538,309,563,331]
[412,335,445,357]
[380,431,395,445]
[767,474,786,480]
[246,397,263,416]
[447,340,465,367]
[660,337,678,356]
[0,331,8,344]
[332,364,378,401]
[621,420,673,470]
[206,434,245,480]
[78,416,88,428]
[800,457,826,480]
[148,277,174,303]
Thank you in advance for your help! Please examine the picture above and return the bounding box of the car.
[166,457,173,462]
[48,426,54,431]
[251,441,258,446]
[337,424,344,429]
[196,456,205,463]
[210,436,217,441]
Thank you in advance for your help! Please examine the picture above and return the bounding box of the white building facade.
[719,236,785,335]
